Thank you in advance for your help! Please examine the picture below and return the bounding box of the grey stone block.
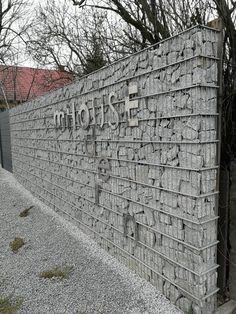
[179,151,203,169]
[161,169,181,191]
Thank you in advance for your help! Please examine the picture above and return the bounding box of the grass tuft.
[9,238,25,253]
[39,266,73,279]
[0,295,22,314]
[19,206,33,217]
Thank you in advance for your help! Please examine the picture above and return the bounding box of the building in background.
[0,65,74,110]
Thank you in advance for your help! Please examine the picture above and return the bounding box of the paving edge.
[215,300,236,314]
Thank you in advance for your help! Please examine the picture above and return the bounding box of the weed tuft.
[39,266,73,279]
[0,295,22,314]
[19,206,33,217]
[9,238,25,253]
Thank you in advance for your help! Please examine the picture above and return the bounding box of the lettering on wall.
[97,157,111,182]
[53,82,139,130]
[123,213,139,246]
[125,83,139,127]
[84,126,96,157]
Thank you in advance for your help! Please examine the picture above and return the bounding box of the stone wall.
[10,25,220,313]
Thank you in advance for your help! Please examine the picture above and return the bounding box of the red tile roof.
[0,65,74,103]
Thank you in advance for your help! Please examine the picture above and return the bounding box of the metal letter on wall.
[84,126,96,157]
[54,110,65,129]
[95,183,101,204]
[66,103,76,129]
[125,83,139,127]
[108,92,119,130]
[79,103,90,129]
[100,101,105,129]
[91,98,96,126]
[97,157,111,182]
[123,213,139,246]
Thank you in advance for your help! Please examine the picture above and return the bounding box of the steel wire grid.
[9,25,221,312]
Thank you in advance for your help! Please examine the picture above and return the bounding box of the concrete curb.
[215,300,236,314]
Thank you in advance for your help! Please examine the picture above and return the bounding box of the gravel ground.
[0,168,183,314]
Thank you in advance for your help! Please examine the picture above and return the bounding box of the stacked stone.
[10,25,220,313]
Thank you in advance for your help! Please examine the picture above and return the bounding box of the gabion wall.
[10,25,220,313]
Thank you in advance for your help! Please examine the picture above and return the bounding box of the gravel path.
[0,168,183,314]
